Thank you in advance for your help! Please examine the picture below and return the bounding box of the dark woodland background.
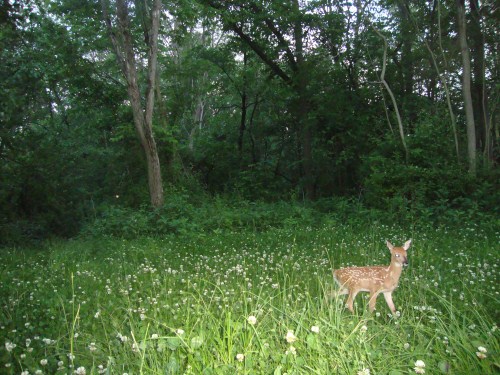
[1,0,498,244]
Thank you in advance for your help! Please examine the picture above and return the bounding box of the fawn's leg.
[383,292,396,314]
[324,287,347,303]
[346,290,359,313]
[368,291,381,312]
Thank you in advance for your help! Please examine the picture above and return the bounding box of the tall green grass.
[1,223,498,374]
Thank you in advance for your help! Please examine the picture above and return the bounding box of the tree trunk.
[293,0,314,200]
[397,3,416,128]
[469,0,491,166]
[372,25,408,161]
[238,51,248,163]
[456,0,477,175]
[102,0,164,207]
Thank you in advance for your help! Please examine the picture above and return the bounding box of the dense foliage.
[0,0,498,244]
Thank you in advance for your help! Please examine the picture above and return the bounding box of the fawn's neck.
[388,261,404,281]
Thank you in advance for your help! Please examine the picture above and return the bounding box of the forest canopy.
[1,0,498,243]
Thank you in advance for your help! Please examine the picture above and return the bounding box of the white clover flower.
[311,325,320,334]
[75,367,86,375]
[360,325,368,333]
[58,360,64,367]
[21,371,29,375]
[175,329,185,336]
[404,343,410,350]
[236,353,245,362]
[476,347,487,359]
[35,370,42,375]
[357,368,370,375]
[40,358,48,366]
[285,330,297,343]
[94,311,101,319]
[5,341,16,352]
[26,338,31,347]
[151,334,159,339]
[285,346,297,355]
[88,342,97,352]
[414,360,426,374]
[247,316,257,325]
[117,333,128,343]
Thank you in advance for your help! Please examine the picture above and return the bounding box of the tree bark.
[469,0,491,166]
[238,51,248,163]
[293,0,314,200]
[102,0,164,207]
[456,0,477,175]
[372,25,409,161]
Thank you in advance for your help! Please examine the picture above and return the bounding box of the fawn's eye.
[395,254,400,257]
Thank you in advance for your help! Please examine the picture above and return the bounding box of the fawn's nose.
[402,257,408,266]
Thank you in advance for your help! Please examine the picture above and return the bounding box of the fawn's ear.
[403,239,412,251]
[386,240,394,251]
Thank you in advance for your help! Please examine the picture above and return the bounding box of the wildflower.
[117,333,128,343]
[151,334,159,339]
[247,316,257,325]
[414,360,426,374]
[286,346,297,355]
[35,370,42,375]
[357,368,370,375]
[476,346,487,359]
[360,325,368,333]
[311,325,320,334]
[40,359,48,366]
[404,343,410,350]
[285,330,297,343]
[94,311,100,319]
[97,365,107,374]
[88,342,97,352]
[75,367,86,375]
[5,341,16,352]
[175,329,185,336]
[21,371,29,375]
[236,353,245,362]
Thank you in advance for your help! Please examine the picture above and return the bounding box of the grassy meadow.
[1,223,499,374]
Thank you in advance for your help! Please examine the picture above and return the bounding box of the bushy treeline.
[1,0,498,245]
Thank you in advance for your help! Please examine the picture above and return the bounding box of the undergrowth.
[1,224,499,374]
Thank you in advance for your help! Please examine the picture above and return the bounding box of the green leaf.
[165,357,180,374]
[166,337,182,351]
[191,336,203,349]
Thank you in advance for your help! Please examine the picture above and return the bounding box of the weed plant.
[0,223,498,374]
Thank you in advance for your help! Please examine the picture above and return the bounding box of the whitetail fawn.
[332,239,411,314]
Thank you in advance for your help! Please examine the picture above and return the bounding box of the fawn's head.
[386,239,411,267]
